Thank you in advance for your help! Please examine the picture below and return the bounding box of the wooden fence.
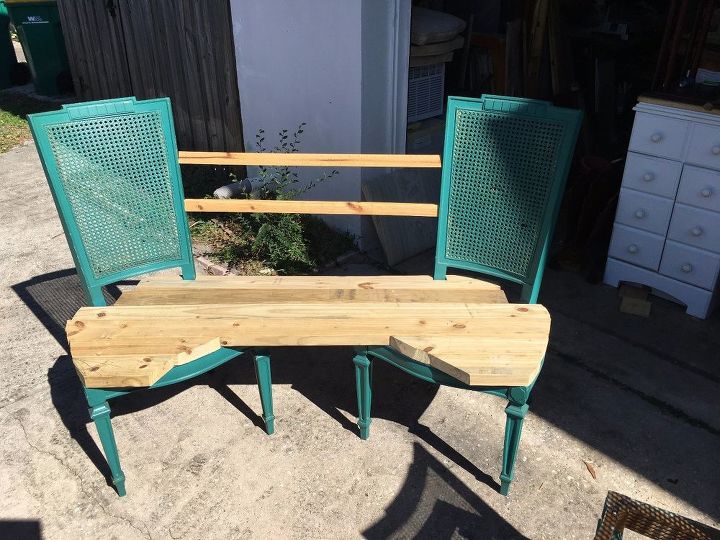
[57,0,244,153]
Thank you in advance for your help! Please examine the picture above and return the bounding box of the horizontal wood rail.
[184,199,439,217]
[178,151,442,168]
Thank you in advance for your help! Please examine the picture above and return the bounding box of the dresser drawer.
[677,165,720,212]
[622,152,682,199]
[659,241,720,290]
[628,112,689,160]
[685,123,720,171]
[615,188,674,235]
[608,224,665,270]
[667,203,720,254]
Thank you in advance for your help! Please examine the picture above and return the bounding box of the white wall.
[230,0,410,242]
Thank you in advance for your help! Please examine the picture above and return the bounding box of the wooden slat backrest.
[179,151,441,217]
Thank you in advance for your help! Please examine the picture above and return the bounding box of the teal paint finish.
[30,97,273,496]
[353,350,372,440]
[89,402,126,497]
[435,95,582,301]
[253,351,275,435]
[28,97,196,301]
[500,402,529,496]
[356,95,582,495]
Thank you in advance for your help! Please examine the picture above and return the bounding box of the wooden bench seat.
[66,275,550,390]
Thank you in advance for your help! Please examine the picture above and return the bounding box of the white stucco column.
[230,0,410,244]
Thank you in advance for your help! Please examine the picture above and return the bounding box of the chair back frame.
[29,97,196,306]
[434,95,582,302]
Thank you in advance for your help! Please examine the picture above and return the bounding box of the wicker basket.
[595,491,720,540]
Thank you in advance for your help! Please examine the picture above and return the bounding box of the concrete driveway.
[1,140,719,539]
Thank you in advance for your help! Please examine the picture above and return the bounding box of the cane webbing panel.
[445,108,565,280]
[46,112,182,279]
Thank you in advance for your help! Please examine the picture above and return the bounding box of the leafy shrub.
[190,125,355,274]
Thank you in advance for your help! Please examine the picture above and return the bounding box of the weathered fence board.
[57,0,244,152]
[57,0,132,99]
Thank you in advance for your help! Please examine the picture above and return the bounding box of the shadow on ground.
[0,520,43,540]
[363,444,527,539]
[12,266,720,528]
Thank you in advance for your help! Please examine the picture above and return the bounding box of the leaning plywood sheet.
[362,170,441,266]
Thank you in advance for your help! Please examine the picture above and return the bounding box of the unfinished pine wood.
[117,276,507,305]
[389,336,546,386]
[526,0,550,97]
[184,199,439,216]
[135,275,499,289]
[73,353,177,389]
[178,151,442,168]
[67,296,550,388]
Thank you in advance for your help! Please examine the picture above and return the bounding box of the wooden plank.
[117,288,506,306]
[547,0,561,96]
[652,0,678,89]
[67,301,549,388]
[663,0,690,89]
[67,304,549,347]
[525,0,549,97]
[178,151,442,168]
[69,302,546,322]
[132,274,502,289]
[389,336,547,386]
[73,353,177,388]
[67,302,549,388]
[184,199,439,217]
[505,19,523,97]
[69,314,549,341]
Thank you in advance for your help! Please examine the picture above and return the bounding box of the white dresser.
[604,98,720,318]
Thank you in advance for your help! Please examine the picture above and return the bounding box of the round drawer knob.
[650,133,663,143]
[701,187,713,198]
[642,172,654,182]
[691,226,704,237]
[681,263,693,273]
[713,146,720,155]
[627,244,639,254]
[634,209,646,219]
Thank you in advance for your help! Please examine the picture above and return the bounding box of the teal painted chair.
[353,95,582,495]
[28,97,275,496]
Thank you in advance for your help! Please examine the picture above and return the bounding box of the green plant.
[190,124,354,274]
[248,123,338,198]
[0,92,57,153]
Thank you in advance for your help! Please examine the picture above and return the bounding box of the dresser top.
[638,95,720,116]
[635,96,720,126]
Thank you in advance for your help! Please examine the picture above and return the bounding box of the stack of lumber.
[66,275,551,389]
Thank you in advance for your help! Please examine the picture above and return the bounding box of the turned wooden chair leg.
[353,350,373,440]
[89,401,126,496]
[253,350,275,435]
[500,401,529,496]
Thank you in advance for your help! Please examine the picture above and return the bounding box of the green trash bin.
[5,0,70,95]
[0,0,18,89]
